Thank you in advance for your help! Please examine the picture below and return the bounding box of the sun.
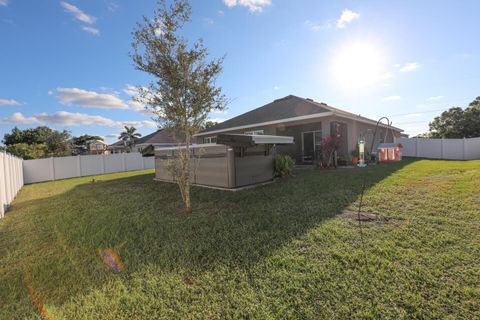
[331,40,387,90]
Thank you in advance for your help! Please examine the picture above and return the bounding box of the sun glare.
[331,40,386,90]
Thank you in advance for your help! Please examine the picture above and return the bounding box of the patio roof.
[216,134,294,146]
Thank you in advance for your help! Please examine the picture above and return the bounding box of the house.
[88,139,109,155]
[108,128,183,155]
[108,140,129,154]
[195,95,404,164]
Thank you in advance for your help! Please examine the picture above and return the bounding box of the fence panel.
[53,156,79,180]
[1,152,24,218]
[125,153,144,171]
[104,153,124,173]
[395,137,480,160]
[418,139,442,159]
[465,137,480,160]
[80,155,104,177]
[23,157,53,184]
[23,152,153,184]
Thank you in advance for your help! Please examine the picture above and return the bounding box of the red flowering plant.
[318,135,341,168]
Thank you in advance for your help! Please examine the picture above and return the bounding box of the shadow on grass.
[0,159,413,312]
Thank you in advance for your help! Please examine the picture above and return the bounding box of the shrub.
[274,154,294,178]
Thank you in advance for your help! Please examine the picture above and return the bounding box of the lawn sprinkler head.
[357,139,367,168]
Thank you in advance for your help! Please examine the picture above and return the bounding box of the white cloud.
[223,0,271,12]
[273,86,280,90]
[0,111,157,129]
[56,88,128,109]
[123,85,138,97]
[207,117,226,123]
[218,10,225,15]
[304,19,330,32]
[123,85,158,115]
[426,95,444,101]
[0,112,40,125]
[0,98,22,106]
[336,9,360,28]
[61,2,100,35]
[82,26,100,35]
[383,95,402,101]
[399,62,420,72]
[107,1,119,12]
[60,2,96,24]
[0,0,8,6]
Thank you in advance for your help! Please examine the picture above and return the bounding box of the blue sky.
[1,0,479,143]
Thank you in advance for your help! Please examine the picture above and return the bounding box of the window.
[244,130,264,135]
[203,136,217,144]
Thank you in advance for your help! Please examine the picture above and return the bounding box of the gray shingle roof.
[201,95,330,134]
[200,95,403,134]
[135,128,183,145]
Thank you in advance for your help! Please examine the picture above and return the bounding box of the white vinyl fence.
[1,152,24,218]
[395,137,480,160]
[23,152,154,184]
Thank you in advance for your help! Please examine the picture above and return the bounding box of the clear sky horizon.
[1,0,479,143]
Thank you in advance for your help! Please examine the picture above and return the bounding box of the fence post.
[50,157,55,181]
[142,155,146,170]
[441,138,444,159]
[77,155,82,177]
[0,153,5,218]
[463,138,466,160]
[20,158,24,188]
[101,154,106,174]
[415,137,419,157]
[122,153,127,172]
[5,153,12,204]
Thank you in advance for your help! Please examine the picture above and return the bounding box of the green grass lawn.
[1,159,479,319]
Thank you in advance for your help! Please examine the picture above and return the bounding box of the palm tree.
[119,126,142,152]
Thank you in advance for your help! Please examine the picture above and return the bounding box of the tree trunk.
[183,131,192,212]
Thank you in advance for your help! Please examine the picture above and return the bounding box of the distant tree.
[6,143,48,160]
[427,96,480,138]
[131,0,227,212]
[119,126,142,152]
[204,121,218,130]
[71,135,104,155]
[2,126,70,158]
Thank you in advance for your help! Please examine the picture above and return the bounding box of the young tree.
[119,126,142,152]
[131,0,227,212]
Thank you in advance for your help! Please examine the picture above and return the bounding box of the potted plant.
[350,149,358,165]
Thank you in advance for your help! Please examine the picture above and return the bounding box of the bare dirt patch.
[339,210,389,223]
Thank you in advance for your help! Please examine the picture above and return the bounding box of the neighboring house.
[108,140,129,154]
[88,139,109,155]
[109,129,183,155]
[195,95,404,164]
